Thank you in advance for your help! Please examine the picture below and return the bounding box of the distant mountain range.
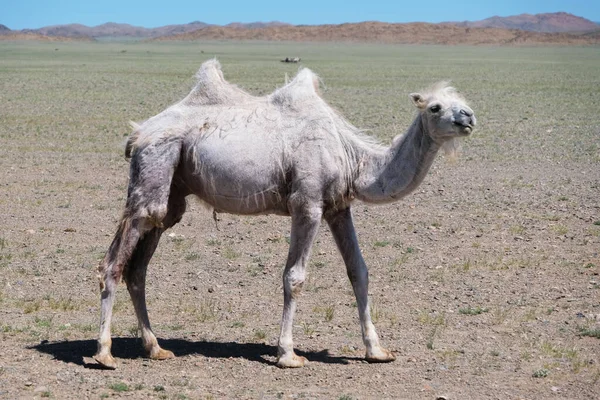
[450,12,598,32]
[0,21,291,39]
[0,12,598,45]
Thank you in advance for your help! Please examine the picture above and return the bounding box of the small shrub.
[48,297,76,311]
[324,305,335,322]
[459,306,489,315]
[254,329,267,341]
[302,322,315,336]
[552,225,568,235]
[109,382,130,392]
[185,252,200,261]
[510,225,525,235]
[196,298,219,322]
[23,300,42,314]
[222,247,240,260]
[373,240,390,248]
[579,327,600,339]
[34,316,52,328]
[532,368,549,378]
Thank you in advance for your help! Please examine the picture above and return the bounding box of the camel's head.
[410,82,476,143]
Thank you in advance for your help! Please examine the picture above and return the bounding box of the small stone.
[208,287,214,293]
[34,386,48,393]
[25,381,33,386]
[551,386,560,393]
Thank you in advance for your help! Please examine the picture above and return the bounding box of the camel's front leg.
[326,207,395,363]
[276,205,322,368]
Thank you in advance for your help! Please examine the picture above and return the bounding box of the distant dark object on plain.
[281,57,301,63]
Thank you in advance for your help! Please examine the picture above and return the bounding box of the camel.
[94,59,476,369]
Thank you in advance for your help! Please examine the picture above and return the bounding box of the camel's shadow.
[30,338,357,368]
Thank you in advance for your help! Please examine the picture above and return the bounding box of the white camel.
[94,59,476,369]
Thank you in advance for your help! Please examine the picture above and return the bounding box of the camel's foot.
[149,347,175,361]
[276,353,308,368]
[93,352,117,370]
[365,346,396,363]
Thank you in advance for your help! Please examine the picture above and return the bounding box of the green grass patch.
[109,382,130,392]
[532,368,549,378]
[579,327,600,339]
[459,306,489,315]
[373,240,390,248]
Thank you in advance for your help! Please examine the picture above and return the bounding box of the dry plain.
[0,41,599,399]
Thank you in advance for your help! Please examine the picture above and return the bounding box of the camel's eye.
[430,104,441,113]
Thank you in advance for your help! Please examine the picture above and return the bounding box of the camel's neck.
[354,114,441,204]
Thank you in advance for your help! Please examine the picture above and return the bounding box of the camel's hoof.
[93,352,117,370]
[150,348,175,361]
[365,348,396,363]
[276,353,308,368]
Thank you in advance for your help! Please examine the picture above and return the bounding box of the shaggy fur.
[94,59,476,369]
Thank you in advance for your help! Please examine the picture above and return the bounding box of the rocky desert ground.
[0,41,599,399]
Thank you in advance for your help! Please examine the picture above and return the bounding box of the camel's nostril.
[460,109,473,117]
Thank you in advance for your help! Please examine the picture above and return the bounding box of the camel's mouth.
[453,122,473,135]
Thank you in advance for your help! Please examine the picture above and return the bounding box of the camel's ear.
[410,93,427,109]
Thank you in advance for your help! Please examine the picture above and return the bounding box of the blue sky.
[3,0,599,30]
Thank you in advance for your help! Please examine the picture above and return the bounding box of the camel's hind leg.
[94,138,183,369]
[124,191,186,361]
[94,216,147,369]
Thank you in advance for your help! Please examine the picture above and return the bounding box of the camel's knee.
[97,264,118,293]
[284,270,306,298]
[136,203,168,229]
[128,188,186,231]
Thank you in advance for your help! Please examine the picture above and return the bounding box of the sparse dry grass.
[0,41,599,399]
